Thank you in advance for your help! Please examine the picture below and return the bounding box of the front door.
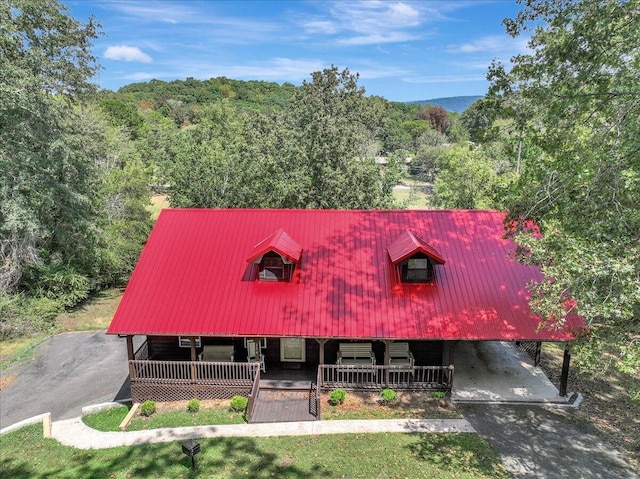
[280,338,306,362]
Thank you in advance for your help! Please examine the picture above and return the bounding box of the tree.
[488,0,639,374]
[286,66,393,208]
[431,145,504,209]
[1,0,101,294]
[419,105,451,135]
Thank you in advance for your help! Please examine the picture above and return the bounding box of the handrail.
[319,364,454,390]
[246,363,261,422]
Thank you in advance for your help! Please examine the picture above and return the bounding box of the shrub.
[230,395,248,412]
[430,391,446,399]
[140,400,156,417]
[380,388,397,403]
[329,388,347,405]
[187,398,200,413]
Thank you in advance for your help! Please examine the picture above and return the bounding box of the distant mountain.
[407,95,482,113]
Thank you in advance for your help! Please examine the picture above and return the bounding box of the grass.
[0,423,509,479]
[392,178,432,209]
[56,288,123,332]
[82,405,131,431]
[146,194,169,220]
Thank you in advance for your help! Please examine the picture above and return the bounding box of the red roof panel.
[108,209,585,341]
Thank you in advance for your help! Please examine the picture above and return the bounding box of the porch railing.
[319,365,453,391]
[246,363,262,422]
[128,359,259,402]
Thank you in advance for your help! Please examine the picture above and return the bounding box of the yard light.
[182,439,201,468]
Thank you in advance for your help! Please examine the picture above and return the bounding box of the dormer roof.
[246,228,302,264]
[387,230,446,265]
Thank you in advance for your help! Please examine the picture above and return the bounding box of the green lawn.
[0,424,509,479]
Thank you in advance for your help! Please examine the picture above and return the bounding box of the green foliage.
[140,400,156,417]
[187,398,200,413]
[380,388,397,403]
[0,293,62,340]
[432,144,510,209]
[230,395,248,412]
[329,388,347,405]
[430,391,446,399]
[488,0,640,375]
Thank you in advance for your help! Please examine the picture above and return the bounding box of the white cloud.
[298,1,430,46]
[104,45,153,63]
[447,35,529,55]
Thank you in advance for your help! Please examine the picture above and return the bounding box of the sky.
[65,0,529,102]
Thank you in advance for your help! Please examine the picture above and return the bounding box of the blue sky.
[66,0,528,102]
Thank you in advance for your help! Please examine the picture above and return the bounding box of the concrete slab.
[451,341,570,404]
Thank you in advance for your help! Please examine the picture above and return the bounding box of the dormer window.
[388,230,445,284]
[246,229,302,283]
[258,251,293,282]
[401,254,434,282]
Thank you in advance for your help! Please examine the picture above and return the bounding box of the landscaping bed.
[321,390,460,420]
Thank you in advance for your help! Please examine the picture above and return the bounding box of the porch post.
[126,335,135,361]
[448,340,457,366]
[316,339,328,364]
[189,337,198,392]
[559,346,571,397]
[383,340,391,386]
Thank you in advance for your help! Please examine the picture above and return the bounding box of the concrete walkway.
[50,416,475,450]
[452,341,574,404]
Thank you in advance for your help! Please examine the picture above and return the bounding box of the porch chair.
[388,342,415,368]
[246,339,266,372]
[199,345,235,362]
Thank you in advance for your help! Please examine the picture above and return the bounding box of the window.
[400,254,434,283]
[258,252,293,281]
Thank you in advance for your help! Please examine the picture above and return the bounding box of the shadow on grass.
[407,432,510,479]
[1,425,330,479]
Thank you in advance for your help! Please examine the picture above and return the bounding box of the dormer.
[246,229,302,282]
[388,231,445,283]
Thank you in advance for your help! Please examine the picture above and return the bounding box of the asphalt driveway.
[459,403,638,479]
[1,331,131,428]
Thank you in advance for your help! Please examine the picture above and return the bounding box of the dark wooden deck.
[250,388,317,423]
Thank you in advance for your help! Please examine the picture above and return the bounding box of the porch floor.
[250,389,317,423]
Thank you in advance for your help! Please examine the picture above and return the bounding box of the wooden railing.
[309,382,320,419]
[128,359,259,402]
[319,365,453,391]
[246,363,262,422]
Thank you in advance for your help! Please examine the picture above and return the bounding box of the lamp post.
[182,439,201,468]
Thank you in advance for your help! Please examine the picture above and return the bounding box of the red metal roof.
[107,209,584,341]
[387,230,446,265]
[246,228,302,264]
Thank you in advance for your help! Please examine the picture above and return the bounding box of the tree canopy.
[487,0,639,374]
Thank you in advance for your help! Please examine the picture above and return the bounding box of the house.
[107,209,584,414]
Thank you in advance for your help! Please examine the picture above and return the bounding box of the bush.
[0,293,62,340]
[187,398,200,413]
[140,400,156,417]
[329,388,347,405]
[429,391,446,399]
[230,395,248,412]
[380,388,397,403]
